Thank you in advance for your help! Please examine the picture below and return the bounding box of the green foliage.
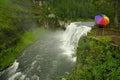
[46,0,96,20]
[0,31,35,71]
[65,36,120,80]
[33,0,120,24]
[0,0,9,5]
[0,0,35,71]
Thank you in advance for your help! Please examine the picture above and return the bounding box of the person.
[98,25,104,28]
[96,24,104,36]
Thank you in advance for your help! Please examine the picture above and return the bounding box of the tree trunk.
[114,0,119,26]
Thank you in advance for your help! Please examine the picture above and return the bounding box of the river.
[0,22,94,80]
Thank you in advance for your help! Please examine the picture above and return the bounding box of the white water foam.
[8,72,26,80]
[31,74,39,80]
[61,22,91,62]
[7,60,19,75]
[8,72,21,80]
[0,60,20,80]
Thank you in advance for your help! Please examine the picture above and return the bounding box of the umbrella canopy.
[95,14,109,26]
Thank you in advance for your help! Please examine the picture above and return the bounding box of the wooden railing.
[95,25,120,44]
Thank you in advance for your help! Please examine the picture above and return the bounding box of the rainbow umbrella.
[95,14,109,26]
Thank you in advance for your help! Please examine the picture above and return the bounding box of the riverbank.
[63,28,120,80]
[0,28,49,71]
[0,31,35,71]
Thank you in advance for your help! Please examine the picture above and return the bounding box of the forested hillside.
[0,0,34,51]
[0,0,35,70]
[33,0,119,23]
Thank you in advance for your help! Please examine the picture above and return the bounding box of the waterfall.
[0,22,94,80]
[61,22,92,62]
